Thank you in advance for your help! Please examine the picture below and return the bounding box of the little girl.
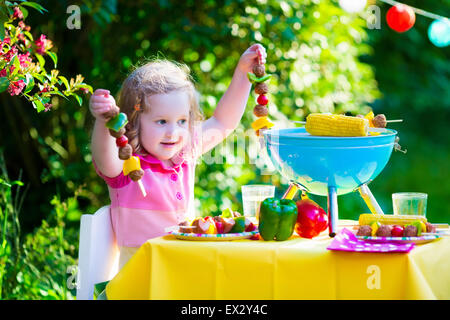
[89,44,266,269]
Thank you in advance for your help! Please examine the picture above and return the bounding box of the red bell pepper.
[295,197,328,239]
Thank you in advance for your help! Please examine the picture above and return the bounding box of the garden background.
[1,0,449,299]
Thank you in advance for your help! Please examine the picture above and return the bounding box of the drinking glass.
[392,192,427,217]
[241,185,275,221]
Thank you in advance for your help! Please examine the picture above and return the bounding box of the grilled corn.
[305,113,369,137]
[359,214,427,226]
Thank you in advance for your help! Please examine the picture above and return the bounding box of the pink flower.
[0,66,15,77]
[13,7,24,20]
[0,37,11,51]
[40,84,50,93]
[18,21,26,30]
[44,103,52,112]
[18,51,32,68]
[80,87,90,95]
[17,33,26,42]
[4,46,18,62]
[8,80,26,96]
[35,34,49,55]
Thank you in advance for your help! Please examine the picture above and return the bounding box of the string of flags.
[338,0,450,47]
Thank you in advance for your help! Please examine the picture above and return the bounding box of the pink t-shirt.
[94,151,196,248]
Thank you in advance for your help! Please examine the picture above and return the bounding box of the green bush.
[1,154,80,299]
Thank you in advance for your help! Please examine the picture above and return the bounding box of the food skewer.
[290,113,405,137]
[293,117,403,125]
[292,119,403,124]
[103,96,147,197]
[248,51,274,148]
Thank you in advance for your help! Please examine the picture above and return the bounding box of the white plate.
[169,230,259,241]
[356,234,441,244]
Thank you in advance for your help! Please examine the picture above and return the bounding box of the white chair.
[76,205,119,300]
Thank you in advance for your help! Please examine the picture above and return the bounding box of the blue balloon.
[428,19,450,47]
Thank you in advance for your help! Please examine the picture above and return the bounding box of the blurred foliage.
[0,152,79,299]
[336,0,450,223]
[0,0,449,300]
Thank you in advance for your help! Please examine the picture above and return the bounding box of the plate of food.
[166,209,259,241]
[170,230,259,241]
[355,214,443,244]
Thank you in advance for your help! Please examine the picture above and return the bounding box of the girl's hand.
[236,43,267,75]
[89,88,120,122]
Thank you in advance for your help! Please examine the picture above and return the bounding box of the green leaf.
[10,180,24,187]
[12,55,21,71]
[24,73,34,93]
[35,53,45,68]
[47,90,69,100]
[19,5,28,19]
[47,52,57,68]
[32,99,45,112]
[0,77,9,93]
[20,1,47,14]
[0,10,8,41]
[58,76,69,90]
[32,73,45,83]
[71,93,83,106]
[23,30,34,41]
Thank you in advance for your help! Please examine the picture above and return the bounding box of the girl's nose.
[165,123,178,138]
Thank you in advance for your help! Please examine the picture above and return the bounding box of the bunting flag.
[339,0,450,47]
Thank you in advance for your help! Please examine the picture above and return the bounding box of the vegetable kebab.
[248,52,274,139]
[103,103,147,197]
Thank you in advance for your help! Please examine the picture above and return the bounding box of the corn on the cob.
[359,214,427,226]
[305,113,369,137]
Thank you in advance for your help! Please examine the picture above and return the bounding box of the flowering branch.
[0,1,92,112]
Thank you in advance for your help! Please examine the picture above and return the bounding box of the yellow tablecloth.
[106,226,450,300]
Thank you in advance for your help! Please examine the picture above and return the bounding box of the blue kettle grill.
[263,127,398,237]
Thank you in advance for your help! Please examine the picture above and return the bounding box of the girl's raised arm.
[201,44,266,154]
[90,89,124,178]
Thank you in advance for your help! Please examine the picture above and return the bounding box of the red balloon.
[386,4,416,33]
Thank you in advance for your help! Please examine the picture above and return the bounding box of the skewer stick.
[137,180,147,197]
[293,119,403,124]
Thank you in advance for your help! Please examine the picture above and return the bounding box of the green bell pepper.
[230,216,246,233]
[106,112,128,132]
[247,72,272,84]
[259,198,298,241]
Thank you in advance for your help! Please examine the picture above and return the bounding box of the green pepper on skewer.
[106,112,128,132]
[247,72,272,84]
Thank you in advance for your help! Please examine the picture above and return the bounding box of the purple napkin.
[327,228,415,253]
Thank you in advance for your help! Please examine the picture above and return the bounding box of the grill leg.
[327,186,339,237]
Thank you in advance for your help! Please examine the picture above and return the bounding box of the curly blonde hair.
[117,59,204,156]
